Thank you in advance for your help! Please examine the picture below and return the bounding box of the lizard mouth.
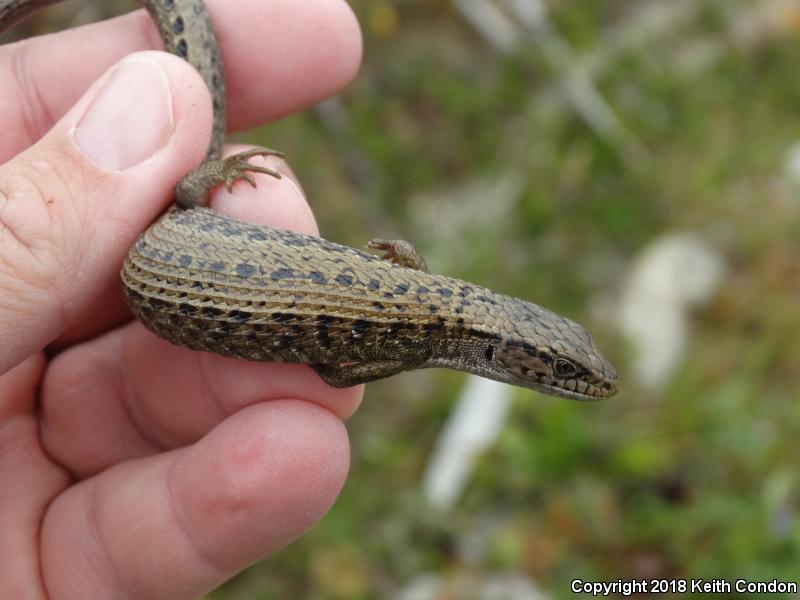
[537,377,617,401]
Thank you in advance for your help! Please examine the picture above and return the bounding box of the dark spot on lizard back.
[235,263,256,277]
[335,274,354,287]
[271,267,294,280]
[175,39,188,58]
[367,279,380,292]
[172,16,184,34]
[417,286,429,295]
[178,254,192,267]
[394,282,410,295]
[284,236,310,247]
[437,288,453,298]
[209,261,226,273]
[309,271,327,284]
[219,224,242,237]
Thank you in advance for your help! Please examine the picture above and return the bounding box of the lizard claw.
[220,149,283,187]
[175,147,286,209]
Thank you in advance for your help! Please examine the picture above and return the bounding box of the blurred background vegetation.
[11,0,800,597]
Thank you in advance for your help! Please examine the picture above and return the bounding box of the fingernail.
[75,58,174,171]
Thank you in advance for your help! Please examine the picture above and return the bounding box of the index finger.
[0,0,362,159]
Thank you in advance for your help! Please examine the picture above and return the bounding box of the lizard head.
[473,297,618,400]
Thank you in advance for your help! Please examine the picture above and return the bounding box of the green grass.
[15,0,794,597]
[213,1,800,597]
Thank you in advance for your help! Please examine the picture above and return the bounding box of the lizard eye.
[553,358,578,379]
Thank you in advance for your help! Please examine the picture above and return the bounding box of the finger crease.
[85,479,130,597]
[196,355,228,420]
[117,353,168,453]
[10,39,55,146]
[0,187,28,253]
[165,468,230,576]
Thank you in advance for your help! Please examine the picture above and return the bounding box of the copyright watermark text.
[571,578,797,596]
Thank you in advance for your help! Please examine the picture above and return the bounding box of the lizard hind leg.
[366,239,429,272]
[175,147,285,208]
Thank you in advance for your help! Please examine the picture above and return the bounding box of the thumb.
[0,51,212,374]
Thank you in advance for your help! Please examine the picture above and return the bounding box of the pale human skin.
[0,1,363,598]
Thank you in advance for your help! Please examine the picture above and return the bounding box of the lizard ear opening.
[484,345,496,363]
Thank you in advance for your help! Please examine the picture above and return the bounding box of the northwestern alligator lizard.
[0,0,618,400]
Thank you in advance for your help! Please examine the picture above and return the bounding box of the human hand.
[0,1,362,597]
